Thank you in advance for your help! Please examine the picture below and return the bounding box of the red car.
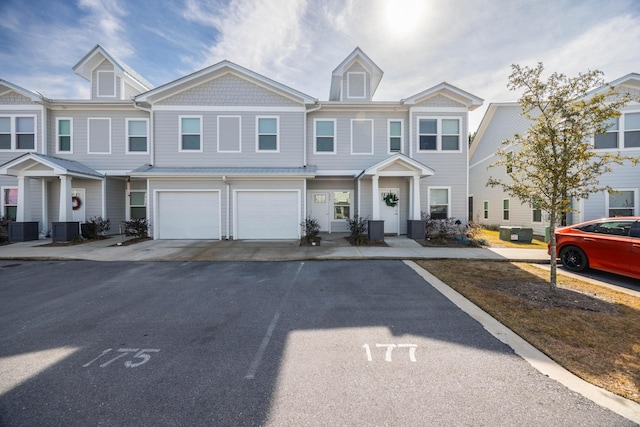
[550,217,640,280]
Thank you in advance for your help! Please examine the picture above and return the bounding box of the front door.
[72,188,86,223]
[380,188,399,235]
[310,192,330,232]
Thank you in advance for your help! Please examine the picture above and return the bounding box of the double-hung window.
[483,201,489,219]
[129,191,147,219]
[2,187,18,221]
[624,112,640,148]
[127,119,148,153]
[503,199,510,221]
[180,116,202,151]
[418,118,461,151]
[334,191,351,220]
[315,119,336,153]
[429,188,450,219]
[57,118,72,153]
[257,117,278,151]
[388,120,402,153]
[594,118,619,149]
[532,198,542,223]
[608,190,636,217]
[0,116,36,151]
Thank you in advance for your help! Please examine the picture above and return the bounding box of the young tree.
[488,63,638,290]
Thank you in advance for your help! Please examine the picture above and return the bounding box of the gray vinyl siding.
[358,177,410,234]
[343,62,371,101]
[306,178,356,232]
[307,110,409,170]
[0,176,42,224]
[156,73,301,107]
[413,95,465,109]
[92,60,122,100]
[469,105,524,163]
[0,91,35,105]
[47,108,150,170]
[153,110,305,168]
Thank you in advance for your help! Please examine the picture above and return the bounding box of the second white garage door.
[236,191,299,239]
[156,191,220,239]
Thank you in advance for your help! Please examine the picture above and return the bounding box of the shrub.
[421,213,464,240]
[122,218,149,238]
[301,217,320,243]
[466,216,482,239]
[346,216,368,245]
[0,216,8,244]
[81,216,111,239]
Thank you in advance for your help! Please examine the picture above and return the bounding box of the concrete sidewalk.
[0,232,550,262]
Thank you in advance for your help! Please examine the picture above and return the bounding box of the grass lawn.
[416,259,640,404]
[479,229,548,249]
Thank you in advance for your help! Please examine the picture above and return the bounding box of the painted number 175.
[83,348,160,368]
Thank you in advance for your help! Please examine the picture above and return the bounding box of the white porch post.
[59,175,73,221]
[412,175,421,220]
[16,176,31,221]
[372,175,379,220]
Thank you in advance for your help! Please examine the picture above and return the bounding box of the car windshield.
[576,221,633,236]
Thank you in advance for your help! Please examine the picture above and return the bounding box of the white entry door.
[379,188,399,235]
[310,192,330,232]
[72,188,86,223]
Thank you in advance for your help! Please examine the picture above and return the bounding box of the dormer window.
[97,71,116,97]
[347,72,366,99]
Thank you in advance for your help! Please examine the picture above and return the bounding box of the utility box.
[499,226,533,243]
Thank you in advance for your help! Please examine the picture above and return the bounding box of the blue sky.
[1,0,639,130]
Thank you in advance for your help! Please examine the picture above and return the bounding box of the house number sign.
[363,343,417,362]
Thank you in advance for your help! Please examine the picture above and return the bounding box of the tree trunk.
[548,214,557,291]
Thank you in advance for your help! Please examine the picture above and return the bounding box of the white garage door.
[157,191,220,239]
[236,191,299,239]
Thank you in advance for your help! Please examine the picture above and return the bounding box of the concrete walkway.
[0,232,550,262]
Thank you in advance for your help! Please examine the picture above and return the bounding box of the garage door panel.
[157,192,219,239]
[236,191,299,239]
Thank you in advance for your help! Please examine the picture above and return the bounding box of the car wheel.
[559,246,588,272]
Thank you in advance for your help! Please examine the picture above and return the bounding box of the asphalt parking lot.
[0,260,635,426]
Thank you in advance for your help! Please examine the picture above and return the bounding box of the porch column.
[372,175,379,220]
[16,176,31,221]
[59,175,73,221]
[412,175,421,220]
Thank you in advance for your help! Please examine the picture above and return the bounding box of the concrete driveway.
[0,260,635,426]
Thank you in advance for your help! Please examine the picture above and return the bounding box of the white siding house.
[1,45,482,241]
[469,74,640,236]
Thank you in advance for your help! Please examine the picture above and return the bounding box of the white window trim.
[126,190,147,221]
[314,118,337,155]
[427,186,451,219]
[56,117,73,154]
[217,115,242,153]
[387,119,404,154]
[502,198,510,222]
[97,70,116,98]
[622,110,640,150]
[179,115,203,153]
[347,72,366,99]
[125,118,149,154]
[1,186,18,219]
[87,117,112,155]
[0,114,37,152]
[255,116,279,153]
[605,188,638,216]
[483,200,489,220]
[350,118,374,155]
[416,116,462,153]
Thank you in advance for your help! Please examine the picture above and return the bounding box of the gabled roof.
[403,82,484,110]
[469,102,519,159]
[72,44,153,91]
[358,153,435,178]
[0,153,103,179]
[329,47,384,101]
[584,72,640,98]
[135,60,317,105]
[0,79,47,103]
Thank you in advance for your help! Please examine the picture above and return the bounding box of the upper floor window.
[418,117,461,152]
[347,72,366,99]
[388,120,402,153]
[624,112,640,148]
[57,118,72,153]
[127,119,148,153]
[0,115,36,151]
[594,118,619,149]
[257,117,278,151]
[315,119,336,154]
[180,116,202,152]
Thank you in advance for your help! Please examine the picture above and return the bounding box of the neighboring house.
[469,74,640,236]
[0,45,482,241]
